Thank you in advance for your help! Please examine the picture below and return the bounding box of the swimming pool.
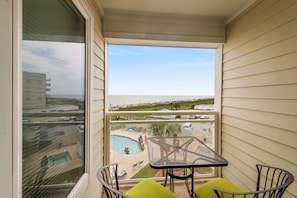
[48,151,72,166]
[110,135,143,155]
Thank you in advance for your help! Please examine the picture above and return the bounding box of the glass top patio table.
[146,136,228,197]
[147,136,228,169]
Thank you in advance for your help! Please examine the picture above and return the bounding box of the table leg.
[166,168,196,197]
[190,167,196,198]
[164,169,175,192]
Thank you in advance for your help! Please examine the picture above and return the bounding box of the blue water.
[110,135,143,155]
[49,151,72,166]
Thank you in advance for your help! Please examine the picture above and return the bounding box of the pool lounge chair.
[131,162,138,168]
[118,170,127,178]
[126,126,135,131]
[138,160,143,166]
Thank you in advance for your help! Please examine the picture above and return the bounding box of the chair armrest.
[194,178,244,198]
[214,188,254,198]
[214,185,290,198]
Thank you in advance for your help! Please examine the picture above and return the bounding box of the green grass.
[131,164,160,179]
[195,167,213,174]
[131,165,213,179]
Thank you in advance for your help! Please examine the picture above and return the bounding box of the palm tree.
[149,123,182,177]
[166,123,181,137]
[150,123,166,137]
[150,123,181,137]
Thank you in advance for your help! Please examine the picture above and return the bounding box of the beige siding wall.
[82,0,105,197]
[222,0,297,197]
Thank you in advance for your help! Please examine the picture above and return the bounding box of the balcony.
[106,110,220,190]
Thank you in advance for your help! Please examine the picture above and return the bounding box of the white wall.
[81,0,106,197]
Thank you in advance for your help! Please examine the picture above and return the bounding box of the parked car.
[200,115,209,119]
[183,123,193,130]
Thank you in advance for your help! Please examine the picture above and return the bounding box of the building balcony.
[106,110,221,195]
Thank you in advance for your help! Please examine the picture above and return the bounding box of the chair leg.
[164,169,168,187]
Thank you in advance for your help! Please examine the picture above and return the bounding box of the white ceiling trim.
[105,37,222,49]
[226,0,258,24]
[98,0,258,20]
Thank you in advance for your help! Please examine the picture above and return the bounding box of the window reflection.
[22,41,85,197]
[22,0,86,196]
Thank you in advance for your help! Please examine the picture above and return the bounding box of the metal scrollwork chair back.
[97,163,129,198]
[214,164,294,198]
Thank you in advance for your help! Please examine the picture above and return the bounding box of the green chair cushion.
[125,179,178,198]
[195,178,244,198]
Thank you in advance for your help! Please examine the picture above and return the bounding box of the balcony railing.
[106,110,220,181]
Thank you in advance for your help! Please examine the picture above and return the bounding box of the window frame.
[14,0,94,197]
[65,0,94,196]
[104,40,223,177]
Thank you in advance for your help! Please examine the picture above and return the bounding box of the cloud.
[22,41,85,95]
[108,45,215,96]
[108,45,141,56]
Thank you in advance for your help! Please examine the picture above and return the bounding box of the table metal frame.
[147,136,228,198]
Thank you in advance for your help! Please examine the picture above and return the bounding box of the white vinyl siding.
[81,0,105,197]
[222,0,297,197]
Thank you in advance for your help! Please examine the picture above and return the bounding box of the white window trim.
[68,0,94,196]
[105,40,223,174]
[13,0,23,197]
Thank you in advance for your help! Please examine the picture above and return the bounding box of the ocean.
[108,95,213,107]
[48,94,214,108]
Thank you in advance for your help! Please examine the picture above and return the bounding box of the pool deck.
[110,129,152,180]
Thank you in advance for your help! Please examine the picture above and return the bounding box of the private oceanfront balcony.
[106,110,220,179]
[104,110,295,198]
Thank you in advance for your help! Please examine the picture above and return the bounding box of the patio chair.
[195,164,294,198]
[97,163,178,198]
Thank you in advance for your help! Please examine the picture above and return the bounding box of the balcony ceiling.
[99,0,256,22]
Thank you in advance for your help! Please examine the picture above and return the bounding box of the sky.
[22,42,215,96]
[22,40,85,95]
[108,45,215,96]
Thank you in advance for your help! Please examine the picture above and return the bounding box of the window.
[22,0,86,197]
[107,44,218,180]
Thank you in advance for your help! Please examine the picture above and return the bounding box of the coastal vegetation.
[46,97,85,110]
[110,98,214,121]
[150,123,181,137]
[115,98,214,111]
